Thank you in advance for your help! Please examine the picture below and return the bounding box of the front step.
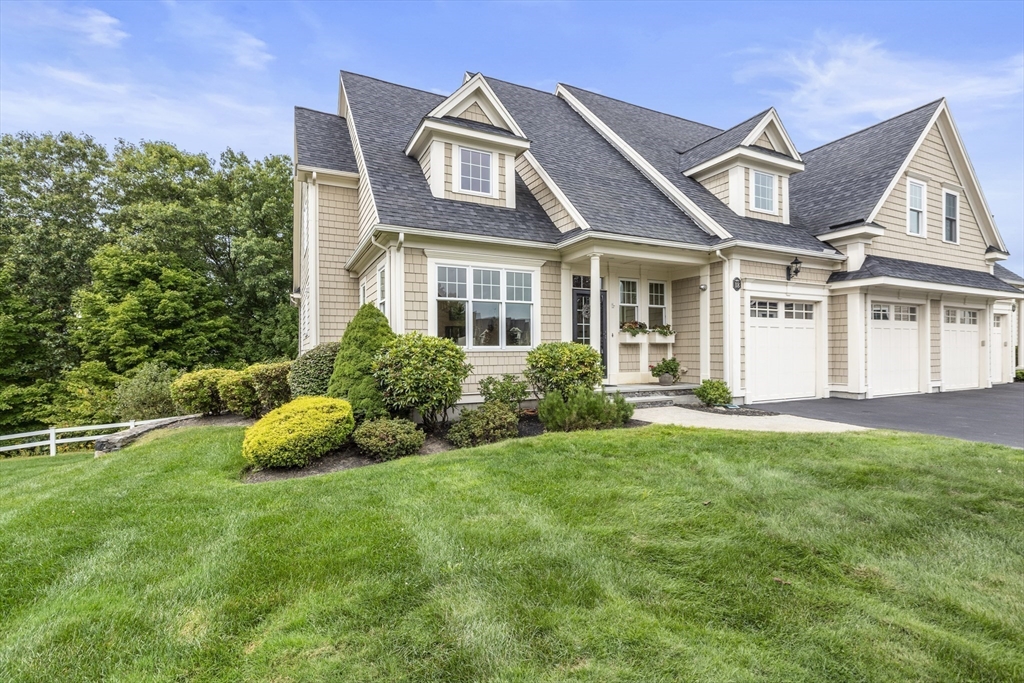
[604,383,699,406]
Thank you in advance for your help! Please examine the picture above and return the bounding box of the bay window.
[435,264,534,349]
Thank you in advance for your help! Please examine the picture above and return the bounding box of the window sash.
[872,304,890,321]
[753,171,774,212]
[435,265,536,349]
[378,268,386,313]
[784,303,813,320]
[749,300,778,318]
[944,192,958,242]
[459,147,492,195]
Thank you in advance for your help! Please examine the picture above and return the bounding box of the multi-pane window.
[459,148,492,195]
[960,310,977,325]
[753,171,775,212]
[378,267,386,315]
[648,282,666,327]
[750,300,778,318]
[619,279,638,325]
[944,192,958,242]
[994,317,1001,328]
[893,305,917,322]
[872,304,890,321]
[945,308,957,324]
[436,265,533,348]
[784,303,813,320]
[908,181,925,235]
[571,275,604,289]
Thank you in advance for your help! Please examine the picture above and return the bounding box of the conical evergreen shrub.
[327,304,395,421]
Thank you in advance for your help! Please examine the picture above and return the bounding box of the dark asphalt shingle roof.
[432,116,527,140]
[676,109,771,171]
[485,77,715,245]
[340,72,563,244]
[294,107,358,173]
[790,100,942,234]
[994,263,1024,285]
[828,255,1019,293]
[559,85,835,253]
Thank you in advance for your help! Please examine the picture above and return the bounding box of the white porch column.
[561,263,572,342]
[590,254,602,355]
[847,290,866,396]
[1017,301,1024,370]
[724,257,742,397]
[699,264,711,381]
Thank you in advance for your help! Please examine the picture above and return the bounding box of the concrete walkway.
[634,406,871,433]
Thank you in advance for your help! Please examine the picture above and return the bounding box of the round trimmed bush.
[242,396,355,469]
[327,304,395,421]
[524,342,603,397]
[373,332,472,431]
[352,418,424,461]
[248,361,292,412]
[289,343,339,397]
[218,371,260,418]
[447,401,519,449]
[694,379,731,406]
[115,362,180,421]
[170,369,235,415]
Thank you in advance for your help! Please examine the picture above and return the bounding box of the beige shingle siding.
[318,184,361,342]
[700,170,730,204]
[829,294,848,384]
[457,102,497,126]
[930,300,941,381]
[710,262,724,379]
[869,125,989,271]
[740,260,832,284]
[754,131,775,151]
[672,277,700,375]
[540,261,561,341]
[404,248,428,333]
[443,143,507,207]
[743,168,784,223]
[418,144,431,182]
[619,344,640,373]
[464,352,528,395]
[359,252,384,305]
[347,117,379,242]
[648,343,670,366]
[515,156,577,233]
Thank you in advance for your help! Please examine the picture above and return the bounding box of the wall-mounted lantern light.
[732,277,742,291]
[786,257,802,281]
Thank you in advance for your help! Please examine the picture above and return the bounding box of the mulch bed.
[679,404,779,417]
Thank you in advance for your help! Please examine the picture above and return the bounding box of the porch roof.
[828,255,1019,294]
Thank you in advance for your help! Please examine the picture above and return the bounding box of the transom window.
[435,265,533,349]
[945,308,957,324]
[944,191,958,243]
[908,180,925,236]
[994,317,1001,328]
[960,310,977,325]
[459,147,492,195]
[893,305,917,322]
[753,171,775,212]
[750,300,778,318]
[619,279,638,325]
[648,282,666,328]
[784,303,813,320]
[571,275,604,289]
[872,304,890,321]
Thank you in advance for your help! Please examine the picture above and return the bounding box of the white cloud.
[737,34,1024,142]
[164,3,273,70]
[3,3,128,46]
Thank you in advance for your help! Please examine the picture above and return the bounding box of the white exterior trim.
[941,187,960,245]
[905,177,928,238]
[520,151,592,230]
[425,73,527,138]
[451,144,499,199]
[741,108,803,161]
[684,145,805,178]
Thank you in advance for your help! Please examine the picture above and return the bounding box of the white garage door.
[990,315,1003,383]
[942,307,980,390]
[747,300,816,402]
[869,303,920,396]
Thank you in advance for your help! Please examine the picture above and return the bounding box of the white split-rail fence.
[0,418,172,456]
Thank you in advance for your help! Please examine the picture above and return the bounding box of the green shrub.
[538,388,634,432]
[694,379,731,406]
[242,396,355,469]
[447,402,520,449]
[170,369,234,415]
[248,362,292,412]
[217,371,260,418]
[1016,369,1024,382]
[289,343,339,397]
[352,418,425,461]
[114,362,181,421]
[328,305,396,421]
[478,374,529,412]
[650,357,682,381]
[45,361,122,427]
[374,332,472,431]
[524,342,603,398]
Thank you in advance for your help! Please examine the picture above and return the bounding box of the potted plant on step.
[650,357,685,386]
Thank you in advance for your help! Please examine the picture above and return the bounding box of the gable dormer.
[405,73,530,208]
[681,108,803,224]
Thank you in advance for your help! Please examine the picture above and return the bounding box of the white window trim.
[750,170,777,215]
[619,278,638,326]
[360,282,366,306]
[942,188,960,245]
[906,178,927,238]
[377,263,386,315]
[427,257,541,352]
[647,280,667,327]
[453,145,498,199]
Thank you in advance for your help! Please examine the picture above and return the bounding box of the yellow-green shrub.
[217,370,260,418]
[242,396,355,469]
[170,369,235,415]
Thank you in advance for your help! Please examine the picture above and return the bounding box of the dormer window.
[753,171,775,213]
[459,147,492,195]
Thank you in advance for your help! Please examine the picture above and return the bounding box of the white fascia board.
[555,84,732,240]
[339,77,379,225]
[426,73,526,138]
[405,118,530,158]
[685,146,805,178]
[828,275,1024,299]
[816,224,886,245]
[741,108,803,161]
[556,230,846,262]
[295,165,360,185]
[521,150,592,231]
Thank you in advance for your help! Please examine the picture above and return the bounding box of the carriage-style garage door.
[747,300,816,402]
[869,303,920,396]
[942,307,980,390]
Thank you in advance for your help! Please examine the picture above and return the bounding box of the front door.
[572,289,607,376]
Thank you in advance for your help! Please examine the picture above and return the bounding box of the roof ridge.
[803,99,943,155]
[295,105,343,118]
[558,82,723,134]
[339,70,447,100]
[481,75,562,97]
[676,108,774,154]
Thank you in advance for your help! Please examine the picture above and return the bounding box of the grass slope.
[1,426,1022,682]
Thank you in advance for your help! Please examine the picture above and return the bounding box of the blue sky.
[2,1,1022,271]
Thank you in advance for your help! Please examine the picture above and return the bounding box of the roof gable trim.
[427,73,526,138]
[742,108,802,161]
[520,150,592,231]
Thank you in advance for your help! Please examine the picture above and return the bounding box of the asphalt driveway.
[771,382,1024,448]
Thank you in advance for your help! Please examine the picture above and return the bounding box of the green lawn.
[1,426,1022,682]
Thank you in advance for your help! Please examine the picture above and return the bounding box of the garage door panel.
[747,300,816,403]
[869,304,919,396]
[942,307,980,390]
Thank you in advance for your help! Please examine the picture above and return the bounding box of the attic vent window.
[460,147,492,195]
[753,171,775,212]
